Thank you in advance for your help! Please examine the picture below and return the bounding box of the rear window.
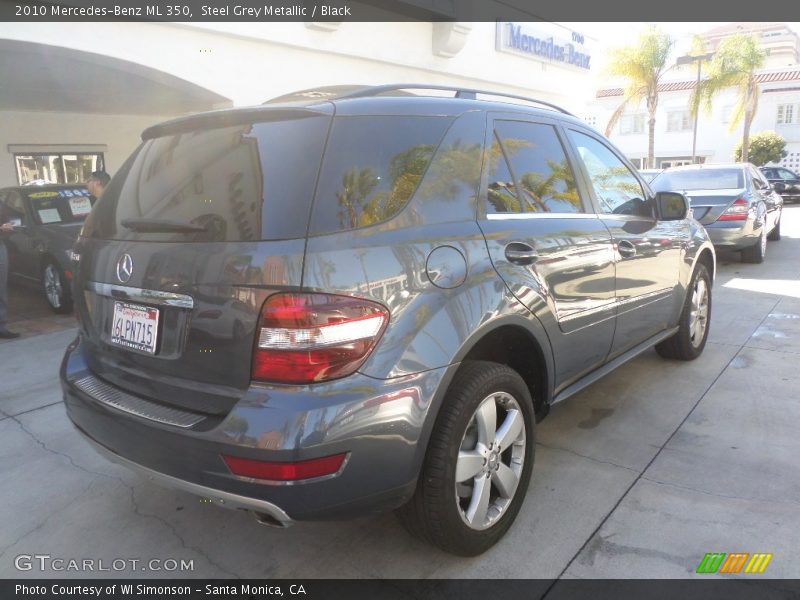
[653,169,744,191]
[83,114,331,242]
[309,116,452,235]
[25,188,93,224]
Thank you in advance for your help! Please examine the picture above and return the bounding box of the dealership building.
[0,20,598,188]
[590,22,800,169]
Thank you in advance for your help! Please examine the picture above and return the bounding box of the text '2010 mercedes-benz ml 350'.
[61,85,715,555]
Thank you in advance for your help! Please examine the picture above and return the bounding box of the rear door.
[565,128,681,357]
[478,114,616,389]
[73,108,333,416]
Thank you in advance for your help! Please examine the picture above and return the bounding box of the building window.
[619,114,644,135]
[585,116,597,128]
[658,158,696,168]
[666,110,692,132]
[15,153,104,186]
[777,104,797,125]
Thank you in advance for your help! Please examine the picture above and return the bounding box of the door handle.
[505,242,539,265]
[617,240,637,258]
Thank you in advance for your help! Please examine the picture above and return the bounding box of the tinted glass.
[494,121,583,214]
[310,116,451,234]
[486,133,521,214]
[568,131,650,217]
[653,169,744,191]
[25,188,94,224]
[84,115,330,242]
[778,168,797,180]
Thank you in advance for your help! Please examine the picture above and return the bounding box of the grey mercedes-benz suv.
[61,85,715,556]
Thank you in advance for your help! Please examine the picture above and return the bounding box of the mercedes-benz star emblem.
[116,253,133,283]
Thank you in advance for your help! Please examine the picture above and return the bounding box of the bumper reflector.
[222,453,347,481]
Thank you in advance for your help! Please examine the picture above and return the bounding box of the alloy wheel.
[44,264,63,309]
[689,277,709,348]
[455,392,526,530]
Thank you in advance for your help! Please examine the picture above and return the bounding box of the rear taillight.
[717,198,750,221]
[251,293,389,384]
[222,453,347,481]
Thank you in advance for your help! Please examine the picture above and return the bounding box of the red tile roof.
[596,70,800,98]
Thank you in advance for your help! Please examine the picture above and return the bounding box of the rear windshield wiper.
[121,218,208,233]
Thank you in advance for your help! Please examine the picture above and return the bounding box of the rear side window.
[84,114,330,242]
[309,116,451,234]
[487,121,584,214]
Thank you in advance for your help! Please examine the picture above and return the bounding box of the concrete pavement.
[1,206,799,579]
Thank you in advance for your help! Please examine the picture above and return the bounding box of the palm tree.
[690,33,765,163]
[605,27,674,169]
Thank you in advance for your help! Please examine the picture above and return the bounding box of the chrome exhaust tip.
[252,510,291,528]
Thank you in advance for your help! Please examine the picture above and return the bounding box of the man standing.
[0,207,20,339]
[86,171,110,201]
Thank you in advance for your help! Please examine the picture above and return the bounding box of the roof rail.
[266,84,574,116]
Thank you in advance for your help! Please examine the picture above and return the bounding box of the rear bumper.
[80,430,293,526]
[61,334,455,521]
[704,216,763,250]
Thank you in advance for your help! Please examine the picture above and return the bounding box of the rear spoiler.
[141,106,333,140]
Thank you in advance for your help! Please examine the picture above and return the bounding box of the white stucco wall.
[0,21,599,111]
[0,110,173,187]
[0,21,601,188]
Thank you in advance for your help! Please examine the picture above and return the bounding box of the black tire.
[767,217,781,241]
[741,226,767,264]
[656,263,712,361]
[42,260,72,314]
[396,361,535,556]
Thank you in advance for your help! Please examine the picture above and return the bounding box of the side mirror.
[772,182,786,193]
[656,191,689,221]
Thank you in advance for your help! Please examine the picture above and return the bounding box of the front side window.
[778,168,798,180]
[489,121,583,214]
[2,191,26,226]
[568,130,651,217]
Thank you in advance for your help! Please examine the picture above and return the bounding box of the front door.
[478,115,617,390]
[565,129,681,357]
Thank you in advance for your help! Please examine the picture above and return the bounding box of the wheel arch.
[405,314,554,510]
[452,318,553,422]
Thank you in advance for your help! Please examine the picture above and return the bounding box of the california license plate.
[110,301,160,354]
